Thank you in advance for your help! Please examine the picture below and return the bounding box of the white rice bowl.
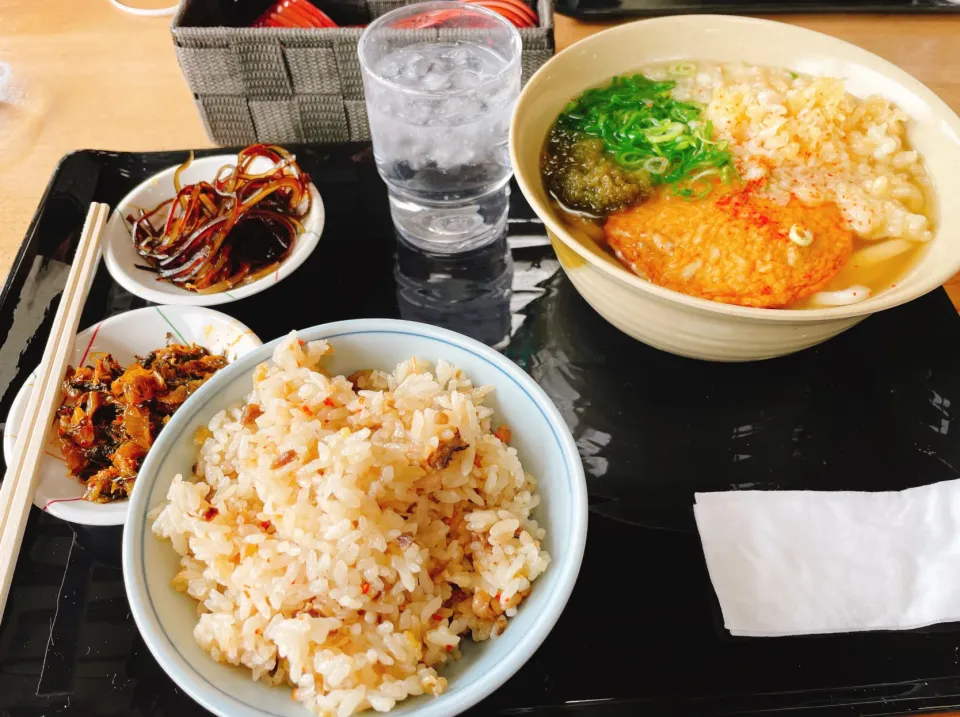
[124,319,586,717]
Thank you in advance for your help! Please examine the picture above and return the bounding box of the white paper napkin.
[693,479,960,637]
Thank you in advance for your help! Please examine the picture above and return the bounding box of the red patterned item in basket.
[465,0,538,26]
[252,0,337,28]
[251,0,538,29]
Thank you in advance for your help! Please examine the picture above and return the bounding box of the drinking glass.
[358,2,522,253]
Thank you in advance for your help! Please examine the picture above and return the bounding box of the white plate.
[102,153,325,306]
[2,305,262,526]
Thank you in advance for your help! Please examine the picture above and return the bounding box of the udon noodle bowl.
[540,62,934,309]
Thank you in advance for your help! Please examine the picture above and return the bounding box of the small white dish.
[123,318,587,717]
[102,153,325,306]
[2,305,262,526]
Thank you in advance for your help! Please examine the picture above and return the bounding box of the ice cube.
[432,54,456,75]
[443,46,472,66]
[446,97,485,123]
[451,70,481,90]
[378,58,402,79]
[429,139,476,170]
[463,55,483,73]
[400,98,434,125]
[402,56,432,82]
[421,68,452,92]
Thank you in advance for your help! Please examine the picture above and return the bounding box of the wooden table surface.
[2,0,960,314]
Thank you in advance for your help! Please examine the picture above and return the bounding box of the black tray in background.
[554,0,960,20]
[3,145,960,717]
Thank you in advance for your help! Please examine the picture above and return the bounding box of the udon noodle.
[540,62,934,309]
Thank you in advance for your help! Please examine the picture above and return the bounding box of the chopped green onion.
[644,122,686,143]
[789,224,814,247]
[689,181,714,199]
[789,71,799,80]
[616,150,647,169]
[669,62,698,77]
[643,157,670,174]
[688,167,721,184]
[557,73,738,197]
[674,179,714,201]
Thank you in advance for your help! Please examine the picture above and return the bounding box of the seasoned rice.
[151,333,550,716]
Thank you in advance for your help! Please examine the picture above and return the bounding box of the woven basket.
[171,0,554,145]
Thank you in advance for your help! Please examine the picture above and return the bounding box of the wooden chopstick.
[0,202,110,618]
[0,201,110,534]
[0,204,107,525]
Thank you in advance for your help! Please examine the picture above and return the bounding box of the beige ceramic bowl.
[510,15,960,361]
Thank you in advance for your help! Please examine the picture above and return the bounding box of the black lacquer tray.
[553,0,960,21]
[3,145,960,717]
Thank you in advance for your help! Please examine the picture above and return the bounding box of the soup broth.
[790,231,928,309]
[541,61,935,309]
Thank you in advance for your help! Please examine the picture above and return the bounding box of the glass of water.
[358,2,522,253]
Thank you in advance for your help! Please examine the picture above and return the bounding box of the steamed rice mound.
[151,333,550,716]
